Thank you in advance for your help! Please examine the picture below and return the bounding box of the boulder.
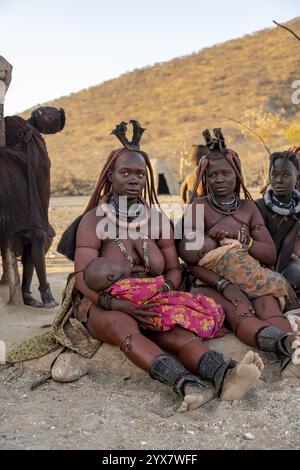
[51,351,88,382]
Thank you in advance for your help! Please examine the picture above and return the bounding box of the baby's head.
[84,257,125,291]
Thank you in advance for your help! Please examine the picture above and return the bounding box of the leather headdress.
[111,120,146,151]
[203,128,227,153]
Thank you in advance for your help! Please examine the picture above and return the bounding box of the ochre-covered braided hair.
[288,146,300,154]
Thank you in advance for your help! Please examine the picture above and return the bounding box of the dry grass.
[21,17,300,195]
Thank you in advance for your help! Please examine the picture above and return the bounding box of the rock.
[0,55,13,89]
[51,351,88,382]
[244,432,255,440]
[24,346,65,372]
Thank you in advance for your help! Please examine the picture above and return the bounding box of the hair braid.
[225,150,252,200]
[288,146,300,154]
[188,157,209,203]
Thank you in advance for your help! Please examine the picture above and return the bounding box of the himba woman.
[178,128,300,380]
[260,146,300,196]
[73,120,264,411]
[256,151,300,302]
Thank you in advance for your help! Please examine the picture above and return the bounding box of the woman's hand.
[209,224,238,241]
[111,298,161,327]
[222,284,255,314]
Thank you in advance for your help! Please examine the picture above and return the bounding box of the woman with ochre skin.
[256,151,300,300]
[178,131,300,380]
[73,122,264,411]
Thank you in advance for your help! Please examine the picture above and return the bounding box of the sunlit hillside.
[21,17,300,195]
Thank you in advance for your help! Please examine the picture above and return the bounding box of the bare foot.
[40,285,59,309]
[178,382,215,412]
[220,351,264,401]
[22,291,43,308]
[281,319,300,379]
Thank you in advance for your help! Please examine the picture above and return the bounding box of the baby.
[84,257,225,340]
[198,237,296,312]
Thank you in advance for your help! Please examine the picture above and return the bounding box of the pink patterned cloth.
[107,276,224,339]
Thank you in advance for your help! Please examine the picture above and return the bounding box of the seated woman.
[73,120,264,412]
[256,151,300,298]
[178,128,300,380]
[84,257,224,338]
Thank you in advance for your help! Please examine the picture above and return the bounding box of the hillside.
[22,17,300,195]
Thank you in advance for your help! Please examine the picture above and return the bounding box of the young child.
[197,234,295,313]
[84,257,225,340]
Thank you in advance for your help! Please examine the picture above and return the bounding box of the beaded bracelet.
[161,279,175,292]
[247,237,253,250]
[215,277,231,293]
[165,279,175,290]
[161,283,171,292]
[237,227,253,251]
[98,292,113,310]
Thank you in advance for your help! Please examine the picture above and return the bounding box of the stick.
[222,114,271,183]
[5,248,22,305]
[273,20,300,42]
[30,372,52,390]
[0,81,6,145]
[222,115,271,156]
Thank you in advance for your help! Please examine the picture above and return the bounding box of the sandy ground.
[1,195,300,450]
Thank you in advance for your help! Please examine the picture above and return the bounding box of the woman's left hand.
[111,298,161,327]
[209,224,238,240]
[222,284,255,314]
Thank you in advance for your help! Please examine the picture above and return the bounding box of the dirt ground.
[0,195,299,450]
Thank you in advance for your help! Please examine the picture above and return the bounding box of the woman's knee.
[149,326,198,353]
[88,308,139,343]
[108,313,139,338]
[252,295,282,320]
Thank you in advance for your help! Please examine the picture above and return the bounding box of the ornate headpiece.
[111,120,146,151]
[202,128,227,153]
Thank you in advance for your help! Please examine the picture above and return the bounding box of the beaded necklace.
[100,195,150,230]
[207,192,242,215]
[114,237,150,274]
[111,196,146,221]
[264,189,300,216]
